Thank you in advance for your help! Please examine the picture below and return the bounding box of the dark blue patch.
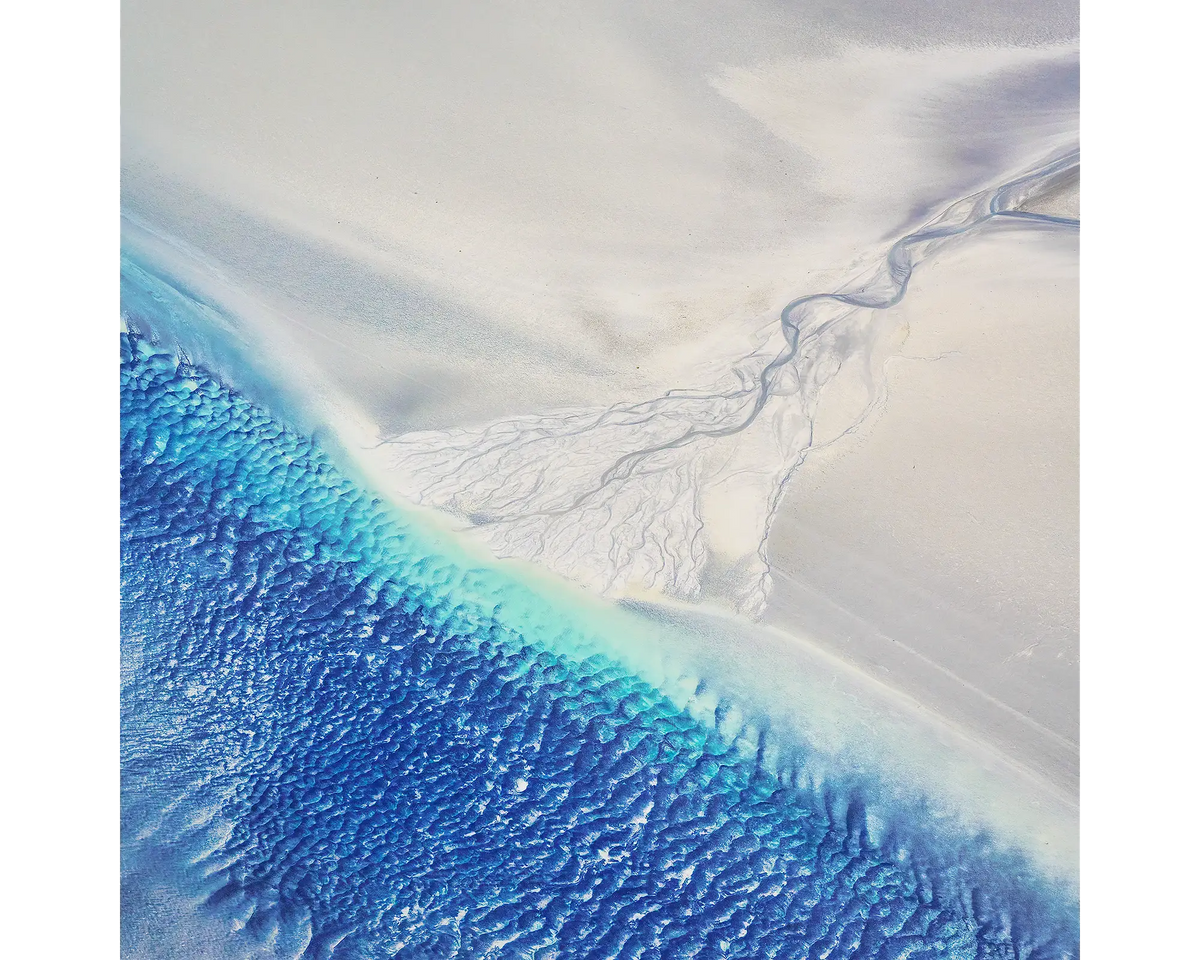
[121,332,1078,959]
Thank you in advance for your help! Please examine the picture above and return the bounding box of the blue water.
[121,325,1079,958]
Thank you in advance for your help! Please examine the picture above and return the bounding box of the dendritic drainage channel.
[371,149,1080,619]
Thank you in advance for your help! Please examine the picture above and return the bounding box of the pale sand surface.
[764,220,1079,796]
[122,1,1078,435]
[121,0,1079,844]
[1020,167,1081,219]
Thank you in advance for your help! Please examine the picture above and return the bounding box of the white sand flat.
[765,219,1079,797]
[121,0,1080,847]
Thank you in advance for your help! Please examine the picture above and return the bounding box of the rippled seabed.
[121,329,1078,959]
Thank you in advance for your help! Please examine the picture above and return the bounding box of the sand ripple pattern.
[122,336,1078,959]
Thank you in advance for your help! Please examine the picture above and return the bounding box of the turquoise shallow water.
[120,314,1078,958]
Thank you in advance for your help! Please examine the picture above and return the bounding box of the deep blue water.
[120,329,1078,959]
